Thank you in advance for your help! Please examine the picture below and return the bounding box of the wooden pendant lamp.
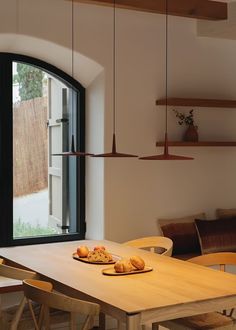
[140,0,193,161]
[93,0,138,158]
[53,0,93,157]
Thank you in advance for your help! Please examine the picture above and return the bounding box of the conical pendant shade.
[53,135,93,157]
[139,133,193,160]
[93,0,138,159]
[93,134,138,158]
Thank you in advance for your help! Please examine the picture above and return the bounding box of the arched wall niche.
[0,33,103,87]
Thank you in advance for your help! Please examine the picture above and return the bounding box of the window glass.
[13,62,70,238]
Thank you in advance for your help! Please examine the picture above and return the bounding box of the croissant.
[130,256,145,270]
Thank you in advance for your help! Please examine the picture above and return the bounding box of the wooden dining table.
[1,240,236,329]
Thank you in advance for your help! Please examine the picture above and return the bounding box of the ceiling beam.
[69,0,228,21]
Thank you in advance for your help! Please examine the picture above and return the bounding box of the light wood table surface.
[1,240,236,329]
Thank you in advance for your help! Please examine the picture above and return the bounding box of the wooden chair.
[123,236,173,256]
[0,261,38,329]
[122,237,172,330]
[13,278,100,330]
[156,252,236,330]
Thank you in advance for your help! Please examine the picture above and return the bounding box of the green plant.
[173,109,195,126]
[14,218,56,238]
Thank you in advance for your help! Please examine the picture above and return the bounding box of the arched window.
[0,53,86,246]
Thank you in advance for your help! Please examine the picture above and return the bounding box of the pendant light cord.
[16,0,19,34]
[165,0,168,134]
[113,0,116,135]
[71,0,74,81]
[71,0,75,151]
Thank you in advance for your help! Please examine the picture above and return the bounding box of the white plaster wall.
[103,11,236,242]
[86,71,105,239]
[0,1,236,243]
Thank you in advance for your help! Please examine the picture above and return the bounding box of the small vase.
[183,125,198,142]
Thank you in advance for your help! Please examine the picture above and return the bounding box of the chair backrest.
[188,252,236,272]
[123,236,173,256]
[23,279,100,330]
[0,263,38,281]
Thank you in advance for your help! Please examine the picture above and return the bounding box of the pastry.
[87,249,113,262]
[94,246,106,251]
[130,256,145,270]
[114,259,133,273]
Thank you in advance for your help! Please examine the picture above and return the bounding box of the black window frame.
[0,52,86,247]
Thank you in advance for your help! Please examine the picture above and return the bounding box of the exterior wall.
[0,0,236,242]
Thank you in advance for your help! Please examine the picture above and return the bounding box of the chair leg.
[82,315,94,330]
[152,323,159,330]
[117,320,123,330]
[99,312,106,330]
[10,296,27,330]
[70,312,77,330]
[28,299,40,330]
[38,305,45,329]
[43,305,50,330]
[229,308,235,317]
[0,293,2,317]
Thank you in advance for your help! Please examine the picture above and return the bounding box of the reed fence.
[13,97,48,197]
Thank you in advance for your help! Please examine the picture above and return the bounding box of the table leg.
[117,320,122,329]
[99,312,106,330]
[152,323,159,330]
[126,313,141,330]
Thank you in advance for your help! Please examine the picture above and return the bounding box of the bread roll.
[130,256,145,270]
[114,259,133,273]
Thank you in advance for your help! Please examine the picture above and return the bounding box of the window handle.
[46,118,68,128]
[56,118,69,123]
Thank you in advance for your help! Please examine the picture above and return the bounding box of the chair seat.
[0,302,71,330]
[0,275,22,293]
[162,312,235,330]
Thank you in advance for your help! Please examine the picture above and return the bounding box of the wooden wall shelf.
[156,141,236,147]
[68,0,227,21]
[156,98,236,108]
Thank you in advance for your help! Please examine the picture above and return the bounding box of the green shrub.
[14,218,56,238]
